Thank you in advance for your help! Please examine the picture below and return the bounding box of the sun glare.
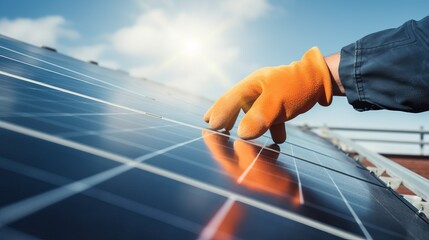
[151,20,233,88]
[182,36,204,57]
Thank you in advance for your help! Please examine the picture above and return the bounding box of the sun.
[152,21,233,88]
[182,36,205,57]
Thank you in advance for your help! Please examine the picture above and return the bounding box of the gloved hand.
[204,47,332,143]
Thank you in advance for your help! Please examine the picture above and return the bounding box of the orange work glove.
[204,47,333,143]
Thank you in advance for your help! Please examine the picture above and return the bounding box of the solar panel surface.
[0,34,428,240]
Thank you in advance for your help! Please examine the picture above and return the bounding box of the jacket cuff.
[339,42,368,111]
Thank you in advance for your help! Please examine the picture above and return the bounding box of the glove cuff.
[302,47,333,106]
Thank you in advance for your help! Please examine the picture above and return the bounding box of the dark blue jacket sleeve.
[339,16,429,112]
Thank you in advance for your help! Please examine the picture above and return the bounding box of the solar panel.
[0,34,428,240]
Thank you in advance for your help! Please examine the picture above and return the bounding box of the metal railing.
[304,125,429,155]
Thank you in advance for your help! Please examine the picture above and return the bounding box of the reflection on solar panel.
[0,34,428,240]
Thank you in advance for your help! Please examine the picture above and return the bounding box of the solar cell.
[0,34,428,239]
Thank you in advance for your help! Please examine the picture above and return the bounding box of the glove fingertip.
[209,115,227,130]
[270,124,286,144]
[237,115,267,140]
[272,134,286,144]
[203,106,214,123]
[203,113,210,123]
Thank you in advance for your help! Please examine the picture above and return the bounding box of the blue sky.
[0,0,428,154]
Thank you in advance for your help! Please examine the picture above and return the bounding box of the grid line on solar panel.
[0,63,392,218]
[1,35,428,239]
[0,39,213,107]
[6,111,179,138]
[0,52,107,90]
[198,196,237,240]
[148,141,364,203]
[287,144,382,186]
[0,45,211,111]
[0,122,206,227]
[200,135,370,239]
[0,120,366,240]
[0,79,382,189]
[0,156,203,234]
[0,114,422,238]
[0,51,154,101]
[290,144,305,204]
[0,66,368,158]
[237,139,269,183]
[0,58,372,172]
[0,51,394,224]
[312,152,373,239]
[0,70,201,128]
[0,53,212,124]
[146,134,410,238]
[0,140,217,237]
[29,110,379,190]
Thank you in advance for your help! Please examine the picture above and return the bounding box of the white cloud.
[220,0,271,22]
[112,10,170,58]
[112,0,271,98]
[0,16,78,47]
